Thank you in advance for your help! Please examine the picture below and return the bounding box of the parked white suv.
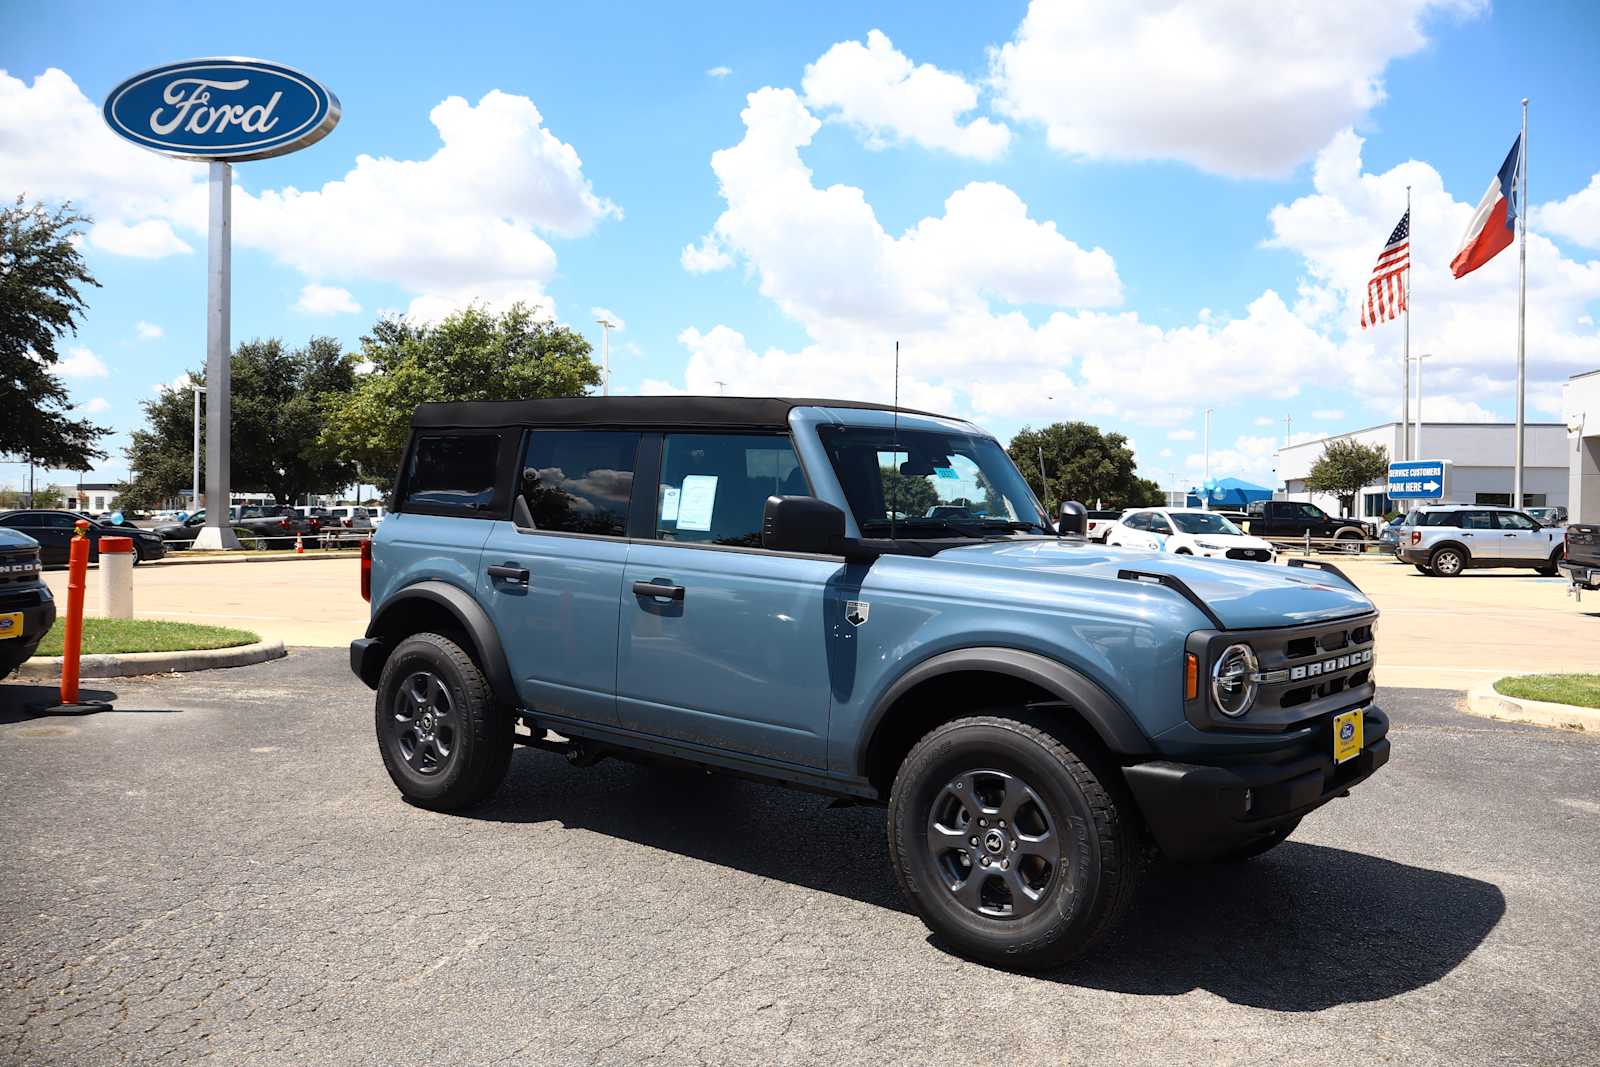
[1395,504,1563,577]
[1105,507,1277,563]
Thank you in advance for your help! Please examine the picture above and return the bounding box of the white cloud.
[681,235,734,273]
[134,320,164,341]
[153,373,192,395]
[295,284,362,316]
[664,87,1367,432]
[1311,408,1345,421]
[1167,428,1197,441]
[1267,129,1600,423]
[1537,173,1600,250]
[802,30,1010,160]
[989,0,1486,178]
[75,396,110,414]
[3,71,618,322]
[89,219,192,258]
[57,346,108,378]
[1183,434,1285,486]
[591,307,626,331]
[707,66,733,79]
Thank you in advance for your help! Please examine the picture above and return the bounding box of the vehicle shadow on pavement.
[1058,843,1506,1010]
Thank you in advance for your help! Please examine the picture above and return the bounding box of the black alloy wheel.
[888,712,1141,969]
[375,632,513,810]
[926,769,1060,919]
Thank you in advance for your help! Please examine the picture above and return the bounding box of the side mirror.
[1058,500,1088,537]
[762,496,876,560]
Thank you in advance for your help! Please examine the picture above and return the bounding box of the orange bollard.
[40,519,110,712]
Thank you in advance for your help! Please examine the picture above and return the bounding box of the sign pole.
[1402,185,1411,463]
[195,161,240,550]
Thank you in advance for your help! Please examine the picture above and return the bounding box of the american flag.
[1359,210,1409,328]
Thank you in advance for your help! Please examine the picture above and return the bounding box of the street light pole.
[595,317,616,396]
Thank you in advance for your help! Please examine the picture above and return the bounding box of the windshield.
[818,425,1050,538]
[1168,512,1243,535]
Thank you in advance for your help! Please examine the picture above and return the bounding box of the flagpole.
[1403,184,1412,462]
[1513,99,1528,508]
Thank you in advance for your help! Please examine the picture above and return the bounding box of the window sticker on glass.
[934,466,959,480]
[659,485,681,522]
[675,475,718,531]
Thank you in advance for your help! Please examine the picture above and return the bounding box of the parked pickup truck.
[155,505,315,547]
[1245,500,1372,548]
[1560,523,1600,599]
[351,396,1389,969]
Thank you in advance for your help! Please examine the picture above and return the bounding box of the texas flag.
[1450,135,1523,278]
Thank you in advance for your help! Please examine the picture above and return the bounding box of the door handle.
[1504,533,1517,538]
[633,580,685,601]
[487,563,529,584]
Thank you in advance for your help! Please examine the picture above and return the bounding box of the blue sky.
[4,0,1599,493]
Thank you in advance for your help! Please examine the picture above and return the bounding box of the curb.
[14,640,287,680]
[1464,681,1600,732]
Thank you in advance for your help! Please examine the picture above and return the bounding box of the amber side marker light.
[1185,652,1199,700]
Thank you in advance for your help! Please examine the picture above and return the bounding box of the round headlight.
[1211,643,1259,717]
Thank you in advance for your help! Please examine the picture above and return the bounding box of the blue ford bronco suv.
[352,397,1389,967]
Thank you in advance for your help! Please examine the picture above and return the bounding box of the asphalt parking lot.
[3,649,1597,1066]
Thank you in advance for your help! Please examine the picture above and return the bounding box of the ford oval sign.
[103,58,339,162]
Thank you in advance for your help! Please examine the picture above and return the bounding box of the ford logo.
[103,58,340,162]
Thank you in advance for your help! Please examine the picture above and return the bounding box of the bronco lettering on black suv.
[351,397,1390,969]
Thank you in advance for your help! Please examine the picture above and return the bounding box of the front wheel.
[887,713,1142,969]
[375,632,513,811]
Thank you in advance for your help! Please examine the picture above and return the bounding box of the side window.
[1458,511,1493,530]
[1124,512,1149,531]
[656,433,803,548]
[1298,503,1325,519]
[1247,502,1265,516]
[1495,512,1536,531]
[404,432,505,514]
[520,430,639,536]
[1149,514,1172,534]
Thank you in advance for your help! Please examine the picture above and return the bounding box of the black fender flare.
[858,647,1153,778]
[363,580,516,703]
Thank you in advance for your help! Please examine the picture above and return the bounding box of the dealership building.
[1274,420,1572,519]
[1566,369,1600,523]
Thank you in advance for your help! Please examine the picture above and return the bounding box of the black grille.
[1226,548,1271,561]
[0,550,42,588]
[1186,611,1378,732]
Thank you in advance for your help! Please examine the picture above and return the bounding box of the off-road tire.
[375,632,513,811]
[1428,546,1466,577]
[1211,817,1300,862]
[1334,529,1365,554]
[887,711,1142,970]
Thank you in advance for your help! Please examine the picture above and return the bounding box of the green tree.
[319,303,601,490]
[1009,422,1161,511]
[120,337,359,508]
[881,465,939,518]
[1305,439,1389,516]
[0,197,111,470]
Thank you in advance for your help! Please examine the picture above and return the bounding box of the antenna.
[891,340,900,542]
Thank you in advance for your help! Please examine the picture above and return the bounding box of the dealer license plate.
[0,611,21,641]
[1333,709,1363,765]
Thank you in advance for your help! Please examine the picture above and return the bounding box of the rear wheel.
[1537,549,1561,577]
[887,712,1141,969]
[1428,546,1466,577]
[1334,529,1364,554]
[375,632,513,811]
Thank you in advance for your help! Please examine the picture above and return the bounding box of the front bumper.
[0,587,58,674]
[1123,706,1391,861]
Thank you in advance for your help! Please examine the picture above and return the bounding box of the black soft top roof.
[410,395,950,431]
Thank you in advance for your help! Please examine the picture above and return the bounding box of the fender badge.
[845,601,870,627]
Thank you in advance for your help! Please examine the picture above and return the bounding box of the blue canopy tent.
[1185,477,1273,510]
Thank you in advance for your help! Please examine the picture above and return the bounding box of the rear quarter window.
[403,432,508,516]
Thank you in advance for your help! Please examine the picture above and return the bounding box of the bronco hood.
[938,538,1374,630]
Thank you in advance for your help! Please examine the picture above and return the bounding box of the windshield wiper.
[973,519,1052,534]
[860,517,984,539]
